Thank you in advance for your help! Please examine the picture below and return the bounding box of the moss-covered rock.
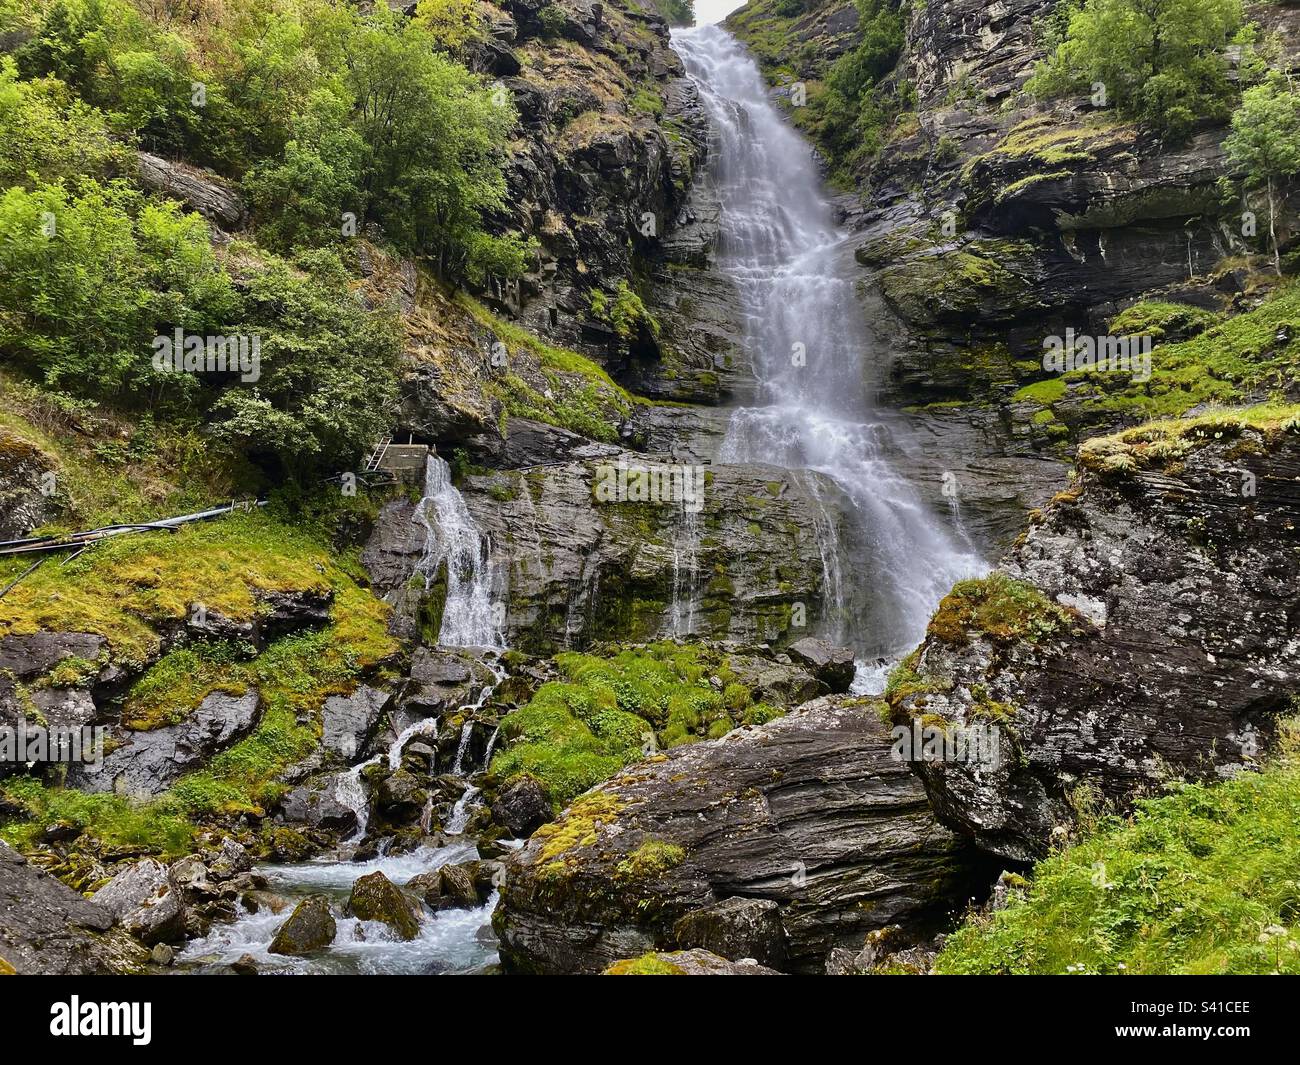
[268,895,337,957]
[346,871,421,941]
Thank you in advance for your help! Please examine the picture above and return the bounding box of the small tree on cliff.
[1224,75,1300,274]
[1029,0,1245,137]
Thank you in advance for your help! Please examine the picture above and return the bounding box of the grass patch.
[937,727,1300,975]
[0,510,370,667]
[1067,282,1300,423]
[490,642,783,809]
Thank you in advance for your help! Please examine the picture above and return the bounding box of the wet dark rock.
[269,895,337,956]
[0,841,145,974]
[435,862,484,910]
[899,430,1300,861]
[70,690,261,796]
[92,858,186,946]
[496,695,990,974]
[0,631,107,681]
[376,769,428,823]
[274,780,356,837]
[457,455,868,654]
[347,871,421,940]
[672,896,786,969]
[491,775,553,838]
[254,588,334,641]
[321,684,392,761]
[785,637,856,693]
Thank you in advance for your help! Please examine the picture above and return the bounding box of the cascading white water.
[674,24,983,664]
[669,506,701,636]
[415,455,502,648]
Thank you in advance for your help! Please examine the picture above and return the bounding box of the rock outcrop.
[894,422,1300,860]
[137,151,247,231]
[364,445,868,653]
[0,841,147,974]
[269,895,337,956]
[70,691,262,796]
[494,694,991,974]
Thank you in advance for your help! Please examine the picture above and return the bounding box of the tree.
[209,250,401,473]
[1029,0,1245,137]
[0,180,235,395]
[1224,75,1300,274]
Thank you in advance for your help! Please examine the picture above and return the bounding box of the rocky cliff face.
[465,0,750,405]
[893,417,1300,861]
[495,694,993,973]
[363,417,866,652]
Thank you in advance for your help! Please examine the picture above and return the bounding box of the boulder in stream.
[347,871,421,940]
[269,895,337,956]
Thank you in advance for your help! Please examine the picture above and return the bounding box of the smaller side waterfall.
[669,505,702,637]
[415,455,503,648]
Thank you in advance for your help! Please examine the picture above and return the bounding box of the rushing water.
[178,842,499,975]
[415,455,503,648]
[674,24,983,666]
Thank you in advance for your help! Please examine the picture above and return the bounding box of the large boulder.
[269,895,337,956]
[346,871,420,940]
[0,842,145,974]
[494,695,990,974]
[71,690,261,796]
[277,776,360,834]
[491,775,553,838]
[320,685,392,761]
[137,151,247,230]
[92,859,186,946]
[785,637,856,693]
[896,424,1300,861]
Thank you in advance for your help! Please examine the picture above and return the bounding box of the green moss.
[1012,378,1068,405]
[490,642,753,809]
[1065,282,1300,424]
[1078,402,1300,478]
[615,838,685,881]
[1107,300,1220,342]
[603,951,687,975]
[927,572,1077,647]
[937,733,1300,975]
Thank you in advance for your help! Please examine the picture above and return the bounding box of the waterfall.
[414,455,503,648]
[674,25,984,662]
[669,505,702,637]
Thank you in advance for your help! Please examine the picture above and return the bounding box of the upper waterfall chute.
[673,24,984,659]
